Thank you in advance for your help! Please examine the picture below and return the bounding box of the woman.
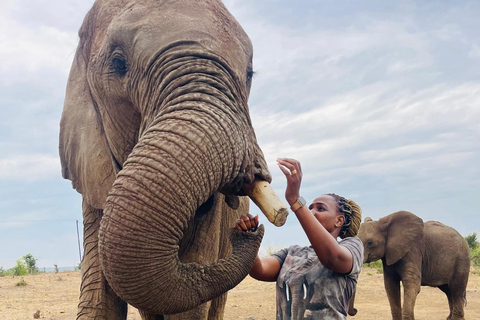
[236,158,363,320]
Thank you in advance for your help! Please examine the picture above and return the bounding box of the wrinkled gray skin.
[59,0,271,319]
[351,211,470,320]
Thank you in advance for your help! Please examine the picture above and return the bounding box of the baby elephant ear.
[382,211,424,265]
[59,48,116,209]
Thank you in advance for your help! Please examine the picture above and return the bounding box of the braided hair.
[326,193,362,239]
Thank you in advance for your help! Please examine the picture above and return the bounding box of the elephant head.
[59,0,288,315]
[358,211,424,266]
[347,211,424,315]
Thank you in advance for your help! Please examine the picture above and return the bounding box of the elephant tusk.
[244,180,289,227]
[286,283,290,302]
[303,283,307,300]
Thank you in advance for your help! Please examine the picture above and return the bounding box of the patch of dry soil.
[0,268,478,319]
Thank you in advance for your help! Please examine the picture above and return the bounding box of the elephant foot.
[447,306,465,320]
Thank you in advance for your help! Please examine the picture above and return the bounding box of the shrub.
[465,232,478,250]
[471,247,480,267]
[363,260,383,274]
[261,246,282,257]
[464,232,480,270]
[23,253,38,274]
[15,278,27,286]
[11,259,29,276]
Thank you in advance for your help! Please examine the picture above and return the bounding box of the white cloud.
[360,143,441,161]
[253,82,480,153]
[0,211,48,230]
[468,44,480,61]
[0,6,77,84]
[0,154,61,181]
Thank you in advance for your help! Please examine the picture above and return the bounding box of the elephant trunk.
[98,105,271,314]
[348,290,358,316]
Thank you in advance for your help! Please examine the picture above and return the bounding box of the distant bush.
[15,277,27,286]
[260,246,282,257]
[363,260,383,274]
[464,233,480,269]
[0,266,5,277]
[11,259,29,276]
[465,232,478,250]
[23,253,39,274]
[471,247,480,267]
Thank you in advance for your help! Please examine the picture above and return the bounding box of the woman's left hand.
[277,158,303,206]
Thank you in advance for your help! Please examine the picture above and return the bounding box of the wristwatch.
[290,196,306,212]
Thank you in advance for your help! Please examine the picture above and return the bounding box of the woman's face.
[309,195,345,235]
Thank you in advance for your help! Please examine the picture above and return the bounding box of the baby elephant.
[356,210,470,320]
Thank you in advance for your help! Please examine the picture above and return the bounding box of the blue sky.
[0,0,479,268]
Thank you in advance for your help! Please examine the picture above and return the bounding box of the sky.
[0,0,479,269]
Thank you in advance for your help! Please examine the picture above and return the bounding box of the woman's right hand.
[235,214,259,232]
[277,158,303,206]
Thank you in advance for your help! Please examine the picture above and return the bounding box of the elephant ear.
[381,211,424,266]
[59,13,116,209]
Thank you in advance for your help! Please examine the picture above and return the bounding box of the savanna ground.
[1,267,479,319]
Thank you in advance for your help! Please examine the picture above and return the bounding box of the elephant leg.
[449,293,466,320]
[164,301,211,320]
[440,285,466,320]
[446,261,468,320]
[78,200,127,320]
[163,195,236,320]
[383,269,402,320]
[139,293,226,320]
[401,280,420,320]
[139,310,163,320]
[439,285,453,320]
[207,294,227,320]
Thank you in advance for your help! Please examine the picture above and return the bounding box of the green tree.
[472,248,480,267]
[11,259,29,276]
[23,253,38,274]
[465,232,478,250]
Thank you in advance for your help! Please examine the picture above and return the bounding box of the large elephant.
[350,211,470,320]
[59,0,289,319]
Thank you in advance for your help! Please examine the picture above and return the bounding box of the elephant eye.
[112,57,128,76]
[367,241,374,247]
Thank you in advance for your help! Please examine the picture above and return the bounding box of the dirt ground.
[0,268,479,319]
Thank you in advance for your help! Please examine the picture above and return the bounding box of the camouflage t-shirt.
[272,237,364,320]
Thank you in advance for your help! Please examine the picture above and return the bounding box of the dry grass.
[0,268,479,319]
